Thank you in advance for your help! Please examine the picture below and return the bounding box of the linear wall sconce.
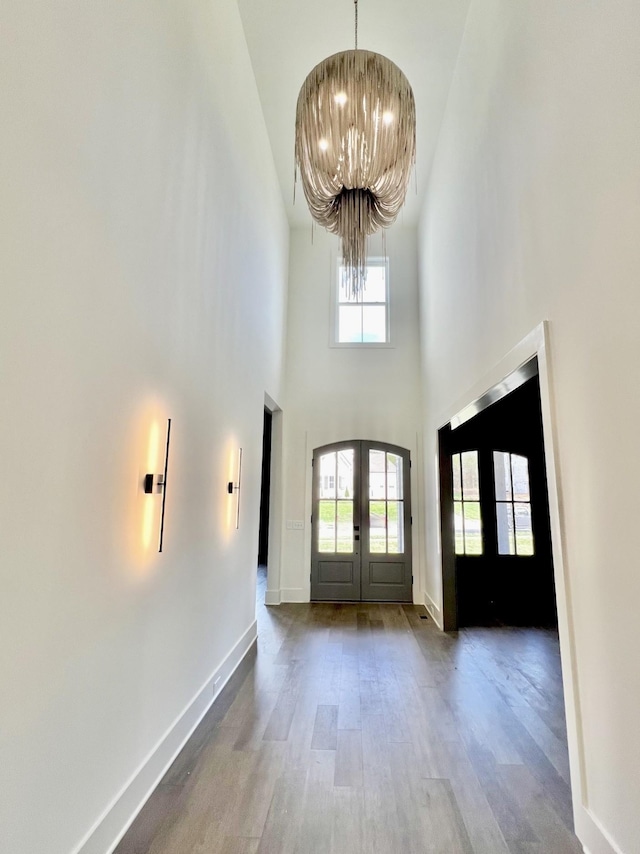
[143,418,172,552]
[227,447,242,529]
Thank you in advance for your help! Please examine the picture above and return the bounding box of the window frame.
[493,451,535,557]
[452,450,483,556]
[331,256,393,348]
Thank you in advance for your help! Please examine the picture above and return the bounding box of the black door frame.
[261,393,283,606]
[438,423,457,630]
[257,408,273,567]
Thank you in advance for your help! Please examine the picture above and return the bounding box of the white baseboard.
[280,587,308,603]
[423,590,443,629]
[264,588,282,605]
[72,619,258,854]
[577,805,624,854]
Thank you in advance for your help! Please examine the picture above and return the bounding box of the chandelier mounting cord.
[354,0,358,50]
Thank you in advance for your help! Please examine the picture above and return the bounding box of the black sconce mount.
[144,473,166,494]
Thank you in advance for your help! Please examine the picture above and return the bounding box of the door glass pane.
[493,451,512,501]
[318,500,336,552]
[387,500,404,553]
[319,452,336,499]
[338,305,362,343]
[452,454,462,502]
[369,500,387,552]
[463,501,482,555]
[387,453,403,500]
[369,450,386,499]
[511,455,530,502]
[514,503,534,555]
[496,502,515,555]
[362,306,386,342]
[336,501,354,553]
[461,451,480,500]
[454,501,464,554]
[337,449,354,499]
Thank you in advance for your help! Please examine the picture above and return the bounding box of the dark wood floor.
[115,567,582,854]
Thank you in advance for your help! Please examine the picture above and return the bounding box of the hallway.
[115,573,581,853]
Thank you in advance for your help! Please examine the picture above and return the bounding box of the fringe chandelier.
[295,0,416,297]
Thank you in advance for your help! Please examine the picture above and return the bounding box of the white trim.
[435,323,546,430]
[423,590,443,629]
[264,588,282,605]
[536,324,588,829]
[264,391,280,413]
[280,587,309,603]
[577,807,625,854]
[72,620,257,854]
[330,341,395,349]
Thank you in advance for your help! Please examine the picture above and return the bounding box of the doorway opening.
[439,362,556,628]
[257,408,272,572]
[311,440,412,602]
[436,329,585,844]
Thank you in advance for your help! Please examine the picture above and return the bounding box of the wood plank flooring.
[115,569,582,854]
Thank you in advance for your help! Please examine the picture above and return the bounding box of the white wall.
[0,2,288,853]
[419,2,640,852]
[278,226,423,603]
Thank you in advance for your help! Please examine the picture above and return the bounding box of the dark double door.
[311,441,412,602]
[447,375,556,626]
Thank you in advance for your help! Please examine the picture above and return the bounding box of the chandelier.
[295,0,416,297]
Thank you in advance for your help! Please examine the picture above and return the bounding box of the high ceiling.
[237,0,471,227]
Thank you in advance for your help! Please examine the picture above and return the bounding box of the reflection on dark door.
[311,441,412,602]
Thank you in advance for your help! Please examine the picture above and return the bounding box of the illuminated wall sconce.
[143,418,172,552]
[227,447,242,529]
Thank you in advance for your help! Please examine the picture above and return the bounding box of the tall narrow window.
[493,452,534,555]
[337,259,389,344]
[452,451,482,555]
[369,449,405,554]
[318,449,355,554]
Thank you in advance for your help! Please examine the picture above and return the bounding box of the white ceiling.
[237,0,471,227]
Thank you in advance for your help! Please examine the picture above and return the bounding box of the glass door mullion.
[384,455,388,553]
